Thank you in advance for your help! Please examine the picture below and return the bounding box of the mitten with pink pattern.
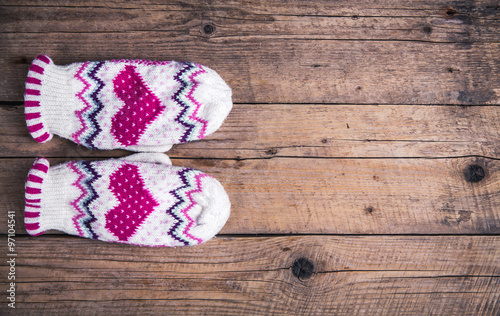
[25,55,232,152]
[24,154,231,247]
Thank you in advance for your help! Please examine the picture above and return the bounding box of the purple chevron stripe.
[80,161,101,239]
[73,62,92,145]
[173,62,197,143]
[166,168,193,245]
[86,62,105,149]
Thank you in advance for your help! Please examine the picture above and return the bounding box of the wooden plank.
[1,104,499,159]
[1,235,498,315]
[1,24,499,104]
[2,5,499,43]
[3,0,500,19]
[2,157,498,235]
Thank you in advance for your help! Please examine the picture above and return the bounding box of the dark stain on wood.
[441,209,473,226]
[13,56,29,64]
[457,89,496,104]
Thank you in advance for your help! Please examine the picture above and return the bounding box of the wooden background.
[1,0,499,315]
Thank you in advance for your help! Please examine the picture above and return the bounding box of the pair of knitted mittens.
[24,55,232,247]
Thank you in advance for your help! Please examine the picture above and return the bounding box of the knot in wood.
[266,148,278,155]
[203,24,215,35]
[446,8,457,17]
[464,164,485,183]
[365,206,374,214]
[292,257,314,280]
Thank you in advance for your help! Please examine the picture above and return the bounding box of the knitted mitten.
[25,55,232,152]
[24,154,231,247]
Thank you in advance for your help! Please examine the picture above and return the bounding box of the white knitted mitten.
[24,154,231,247]
[25,55,232,152]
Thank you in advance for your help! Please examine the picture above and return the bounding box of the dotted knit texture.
[24,55,233,152]
[24,154,231,247]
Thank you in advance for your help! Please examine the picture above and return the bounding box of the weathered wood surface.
[1,156,498,235]
[1,1,500,104]
[3,2,500,42]
[1,0,499,314]
[1,104,500,159]
[2,37,499,105]
[1,235,499,315]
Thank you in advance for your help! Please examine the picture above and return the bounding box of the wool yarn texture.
[24,154,231,247]
[24,55,232,152]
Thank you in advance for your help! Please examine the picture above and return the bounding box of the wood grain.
[2,37,499,105]
[0,235,498,315]
[2,4,499,43]
[1,104,499,159]
[1,0,500,104]
[2,156,498,235]
[4,0,500,19]
[1,1,499,314]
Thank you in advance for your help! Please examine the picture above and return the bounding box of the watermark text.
[7,210,16,308]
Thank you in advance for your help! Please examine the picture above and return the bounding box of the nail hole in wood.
[365,206,374,214]
[292,258,314,280]
[321,138,328,143]
[203,24,215,35]
[464,165,485,183]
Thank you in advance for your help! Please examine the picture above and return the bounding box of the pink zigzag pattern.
[72,62,92,144]
[68,162,86,237]
[181,173,210,244]
[186,66,208,139]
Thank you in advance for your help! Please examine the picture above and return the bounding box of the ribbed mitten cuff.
[24,55,75,143]
[25,158,79,236]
